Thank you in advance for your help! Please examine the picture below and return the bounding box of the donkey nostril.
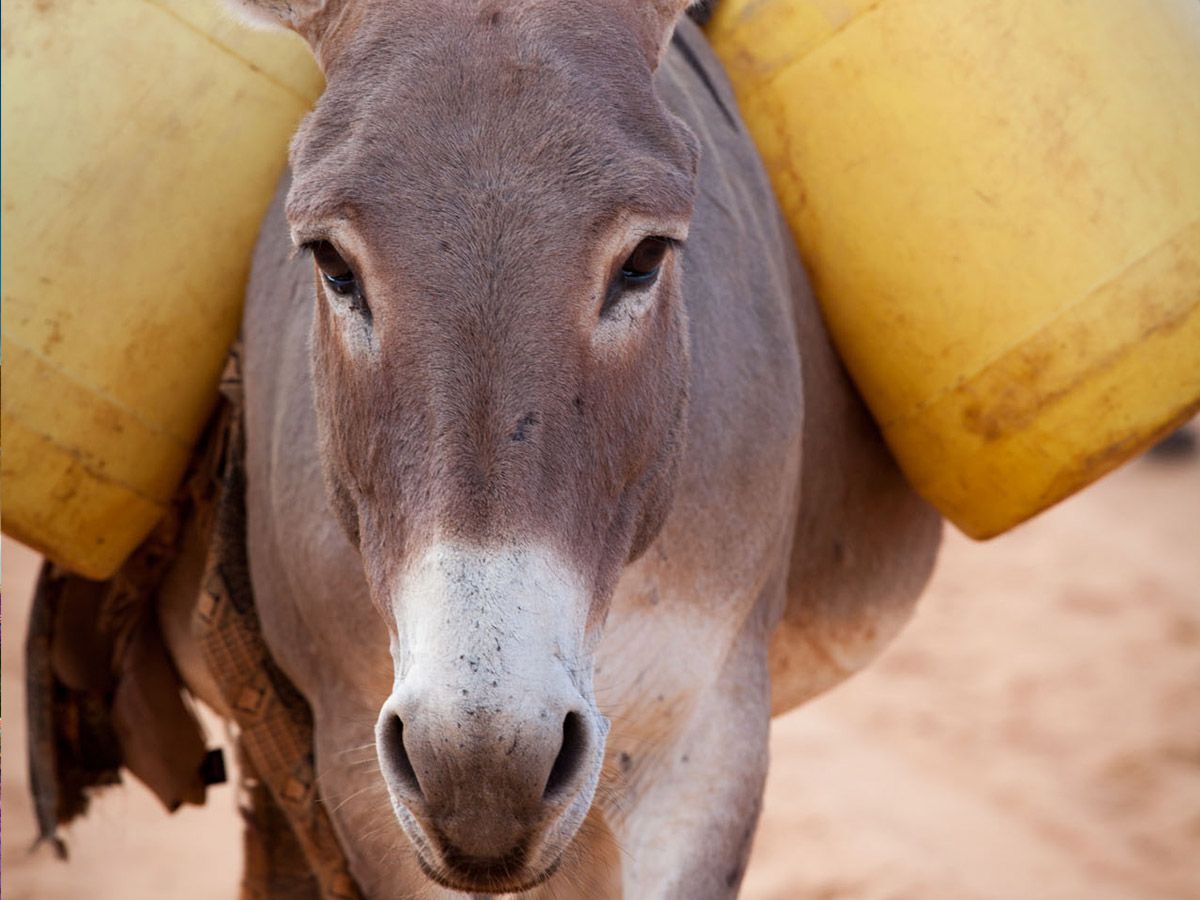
[381,714,423,800]
[543,711,586,801]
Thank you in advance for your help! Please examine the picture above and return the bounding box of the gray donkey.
[163,1,941,896]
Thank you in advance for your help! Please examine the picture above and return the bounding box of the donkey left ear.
[615,0,698,70]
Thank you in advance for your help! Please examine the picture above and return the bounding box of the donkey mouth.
[413,837,565,894]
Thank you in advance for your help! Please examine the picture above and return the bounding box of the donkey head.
[235,0,699,891]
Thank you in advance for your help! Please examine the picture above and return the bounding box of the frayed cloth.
[25,468,215,852]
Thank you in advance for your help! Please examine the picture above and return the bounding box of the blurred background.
[2,428,1198,899]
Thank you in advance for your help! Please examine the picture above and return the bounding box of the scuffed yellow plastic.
[2,0,323,577]
[709,0,1200,537]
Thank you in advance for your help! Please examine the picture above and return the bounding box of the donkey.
[164,1,941,896]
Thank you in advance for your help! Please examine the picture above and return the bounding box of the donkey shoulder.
[664,19,943,714]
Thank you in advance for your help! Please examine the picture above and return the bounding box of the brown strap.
[195,347,362,900]
[238,744,323,900]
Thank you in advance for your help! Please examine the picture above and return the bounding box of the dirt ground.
[2,446,1198,899]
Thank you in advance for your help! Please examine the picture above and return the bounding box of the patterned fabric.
[196,347,363,900]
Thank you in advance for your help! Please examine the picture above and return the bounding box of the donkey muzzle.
[376,542,605,891]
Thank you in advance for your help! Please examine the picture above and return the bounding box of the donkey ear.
[617,0,697,70]
[224,0,342,46]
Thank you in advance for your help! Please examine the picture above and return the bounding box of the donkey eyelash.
[628,235,684,251]
[296,240,323,258]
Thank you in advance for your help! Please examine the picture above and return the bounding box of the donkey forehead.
[286,2,697,239]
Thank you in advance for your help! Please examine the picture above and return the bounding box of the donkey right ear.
[224,0,344,49]
[608,0,698,71]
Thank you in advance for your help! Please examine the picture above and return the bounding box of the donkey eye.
[620,237,671,286]
[310,240,359,296]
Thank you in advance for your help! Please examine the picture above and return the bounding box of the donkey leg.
[615,616,772,899]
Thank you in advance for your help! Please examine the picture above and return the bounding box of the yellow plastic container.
[2,0,323,578]
[709,0,1200,537]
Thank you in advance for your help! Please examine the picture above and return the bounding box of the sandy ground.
[2,448,1198,899]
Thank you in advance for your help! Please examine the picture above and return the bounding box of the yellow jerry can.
[2,0,323,578]
[709,0,1200,537]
